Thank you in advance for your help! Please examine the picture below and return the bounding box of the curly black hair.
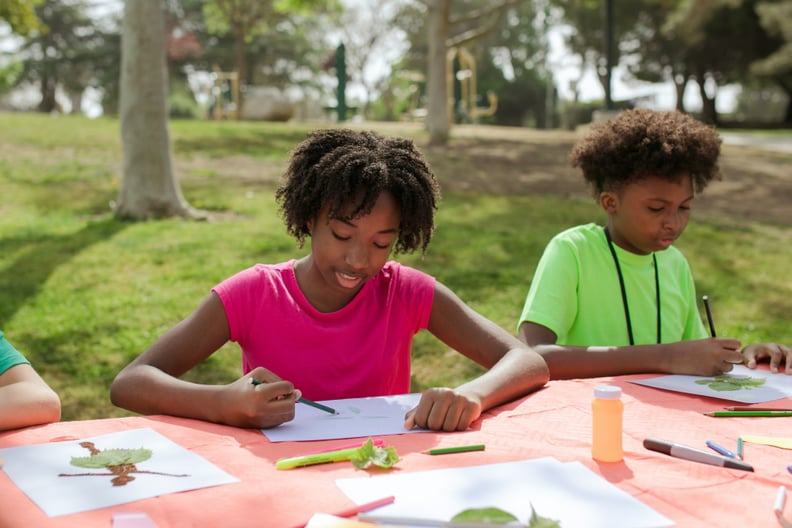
[570,109,722,196]
[275,128,440,255]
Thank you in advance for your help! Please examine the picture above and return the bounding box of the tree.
[14,0,118,114]
[202,0,273,116]
[115,0,204,220]
[665,0,782,124]
[751,0,792,123]
[0,0,43,35]
[422,0,450,145]
[473,2,548,127]
[552,0,642,106]
[337,0,406,119]
[202,0,334,117]
[416,0,520,146]
[620,0,690,112]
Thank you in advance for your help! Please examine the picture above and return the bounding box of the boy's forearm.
[535,343,669,380]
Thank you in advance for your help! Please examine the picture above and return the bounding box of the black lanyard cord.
[603,226,661,345]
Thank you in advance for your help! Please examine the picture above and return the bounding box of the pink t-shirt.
[212,260,435,400]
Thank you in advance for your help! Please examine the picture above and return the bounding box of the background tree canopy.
[0,0,789,126]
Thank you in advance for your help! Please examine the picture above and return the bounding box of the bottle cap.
[594,385,622,400]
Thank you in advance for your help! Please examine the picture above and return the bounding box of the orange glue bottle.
[592,385,624,462]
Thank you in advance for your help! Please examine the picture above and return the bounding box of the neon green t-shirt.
[0,330,30,375]
[518,223,707,346]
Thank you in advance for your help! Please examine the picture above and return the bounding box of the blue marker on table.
[706,440,737,459]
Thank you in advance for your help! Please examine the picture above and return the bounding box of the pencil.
[248,377,338,415]
[702,295,716,337]
[422,444,486,455]
[737,437,743,460]
[704,411,792,417]
[297,397,338,415]
[725,406,792,412]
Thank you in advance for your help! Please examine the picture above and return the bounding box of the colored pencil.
[422,444,485,455]
[725,406,792,412]
[297,397,339,415]
[248,377,338,415]
[704,411,792,417]
[702,295,716,337]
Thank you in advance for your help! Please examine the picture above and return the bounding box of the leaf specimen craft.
[59,441,190,486]
[695,375,766,392]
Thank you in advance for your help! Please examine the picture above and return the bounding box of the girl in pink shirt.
[111,129,548,431]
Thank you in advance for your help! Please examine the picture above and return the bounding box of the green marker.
[423,444,486,455]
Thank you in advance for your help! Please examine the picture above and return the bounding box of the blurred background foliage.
[0,0,789,128]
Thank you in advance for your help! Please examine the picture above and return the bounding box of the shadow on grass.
[0,217,128,327]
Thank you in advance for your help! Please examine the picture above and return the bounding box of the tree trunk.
[69,92,83,115]
[38,76,57,113]
[425,0,450,146]
[779,79,792,125]
[115,0,205,220]
[673,72,687,113]
[695,75,718,125]
[233,25,246,119]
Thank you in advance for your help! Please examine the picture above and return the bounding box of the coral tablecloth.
[1,373,790,527]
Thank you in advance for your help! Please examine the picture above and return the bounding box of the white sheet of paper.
[336,457,674,527]
[262,393,424,442]
[629,365,792,403]
[0,428,239,517]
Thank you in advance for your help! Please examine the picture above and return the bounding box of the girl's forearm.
[457,347,549,412]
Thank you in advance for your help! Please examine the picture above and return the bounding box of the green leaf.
[451,507,520,524]
[70,447,152,468]
[529,506,562,528]
[349,438,401,469]
[448,504,561,527]
[708,381,742,391]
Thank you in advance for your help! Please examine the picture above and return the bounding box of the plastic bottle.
[591,385,624,462]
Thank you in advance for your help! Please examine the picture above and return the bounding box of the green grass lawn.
[1,113,790,422]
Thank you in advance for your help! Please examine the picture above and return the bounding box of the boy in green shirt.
[518,109,790,379]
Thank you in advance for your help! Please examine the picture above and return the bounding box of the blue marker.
[706,440,737,459]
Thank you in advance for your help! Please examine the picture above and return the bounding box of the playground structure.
[207,67,239,120]
[447,47,497,123]
[403,47,497,123]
